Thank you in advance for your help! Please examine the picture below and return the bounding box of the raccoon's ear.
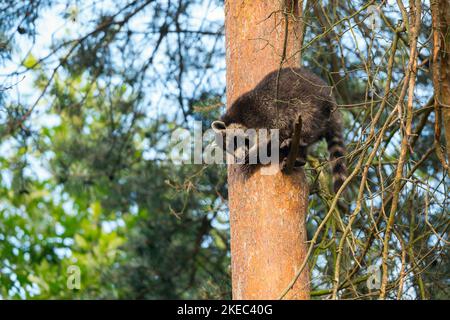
[211,120,226,133]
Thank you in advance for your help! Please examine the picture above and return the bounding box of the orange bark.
[224,1,310,299]
[439,0,450,161]
[432,0,450,170]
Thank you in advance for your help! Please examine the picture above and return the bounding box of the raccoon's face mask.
[211,121,247,160]
[211,120,260,162]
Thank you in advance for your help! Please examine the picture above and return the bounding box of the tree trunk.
[439,0,450,161]
[224,0,310,299]
[431,0,450,171]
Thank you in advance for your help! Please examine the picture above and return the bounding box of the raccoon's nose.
[211,120,226,133]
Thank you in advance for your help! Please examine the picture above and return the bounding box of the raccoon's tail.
[326,112,347,193]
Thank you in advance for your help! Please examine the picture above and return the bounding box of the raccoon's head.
[211,120,252,161]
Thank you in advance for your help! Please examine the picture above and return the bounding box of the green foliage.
[0,50,230,298]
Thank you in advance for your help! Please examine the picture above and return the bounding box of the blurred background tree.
[0,0,448,299]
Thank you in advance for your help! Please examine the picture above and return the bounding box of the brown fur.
[219,67,347,192]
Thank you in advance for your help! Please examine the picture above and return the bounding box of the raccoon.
[212,67,347,192]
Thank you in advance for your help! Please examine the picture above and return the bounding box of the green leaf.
[23,54,39,69]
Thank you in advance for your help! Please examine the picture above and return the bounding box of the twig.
[283,115,303,174]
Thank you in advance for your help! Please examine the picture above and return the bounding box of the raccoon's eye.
[233,136,239,149]
[233,136,250,150]
[245,134,258,151]
[244,137,251,149]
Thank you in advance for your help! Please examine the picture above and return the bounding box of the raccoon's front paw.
[280,138,292,154]
[280,138,306,170]
[280,138,307,153]
[280,155,306,172]
[294,156,306,167]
